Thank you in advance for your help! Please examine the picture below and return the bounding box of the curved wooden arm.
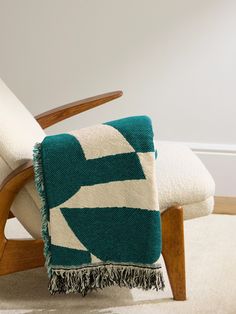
[0,161,45,274]
[0,161,33,193]
[35,90,123,129]
[0,161,34,236]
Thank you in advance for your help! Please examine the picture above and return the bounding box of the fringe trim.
[33,143,52,276]
[49,264,165,296]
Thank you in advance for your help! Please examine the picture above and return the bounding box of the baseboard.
[171,141,236,196]
[183,142,236,155]
[161,141,236,199]
[214,196,236,215]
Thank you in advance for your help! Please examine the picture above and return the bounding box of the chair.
[0,78,215,300]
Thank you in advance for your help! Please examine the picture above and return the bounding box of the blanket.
[33,115,164,296]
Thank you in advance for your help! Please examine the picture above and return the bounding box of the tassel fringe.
[49,263,165,296]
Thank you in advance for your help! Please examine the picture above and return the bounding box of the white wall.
[0,0,235,195]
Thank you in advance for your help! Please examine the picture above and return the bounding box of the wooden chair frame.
[0,90,186,300]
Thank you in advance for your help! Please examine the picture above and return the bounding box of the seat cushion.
[0,78,45,238]
[181,196,214,220]
[156,141,215,219]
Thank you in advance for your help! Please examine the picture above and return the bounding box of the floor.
[1,214,236,314]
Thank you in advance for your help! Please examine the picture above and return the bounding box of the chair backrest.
[0,78,45,238]
[0,78,45,168]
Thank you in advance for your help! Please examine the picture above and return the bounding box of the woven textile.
[33,116,164,295]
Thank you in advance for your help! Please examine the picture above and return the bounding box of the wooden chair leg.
[161,205,186,301]
[0,239,44,276]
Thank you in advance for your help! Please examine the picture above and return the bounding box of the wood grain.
[214,196,236,215]
[161,205,186,301]
[0,161,44,275]
[35,90,123,129]
[0,239,44,275]
[0,162,33,240]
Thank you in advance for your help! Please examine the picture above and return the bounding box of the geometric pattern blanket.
[33,115,164,296]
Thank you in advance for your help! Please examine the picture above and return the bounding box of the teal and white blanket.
[33,116,164,295]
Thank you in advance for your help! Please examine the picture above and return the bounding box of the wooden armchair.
[0,85,186,300]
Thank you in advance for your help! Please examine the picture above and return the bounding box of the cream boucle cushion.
[0,78,215,239]
[156,141,215,219]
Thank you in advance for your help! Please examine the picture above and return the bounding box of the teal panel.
[105,116,155,153]
[41,134,85,210]
[51,244,91,266]
[41,134,145,209]
[61,207,161,265]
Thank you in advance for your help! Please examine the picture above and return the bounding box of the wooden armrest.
[0,161,34,234]
[0,161,34,194]
[35,90,123,129]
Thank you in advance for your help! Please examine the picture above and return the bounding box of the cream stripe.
[50,209,87,251]
[91,254,102,263]
[69,124,135,160]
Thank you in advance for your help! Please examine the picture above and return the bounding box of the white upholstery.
[0,78,215,239]
[0,79,45,238]
[156,142,215,219]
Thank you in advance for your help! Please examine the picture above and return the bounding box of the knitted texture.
[33,115,164,295]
